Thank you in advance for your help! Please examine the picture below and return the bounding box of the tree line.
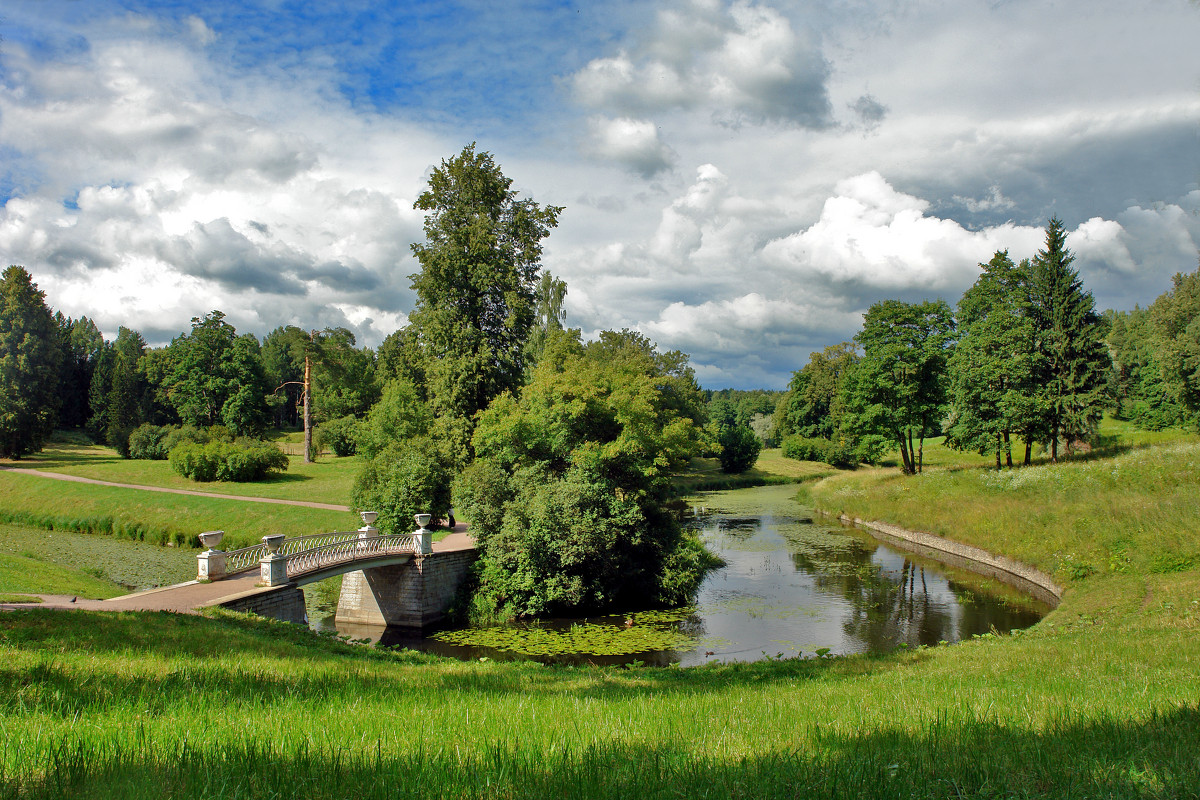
[775,220,1200,473]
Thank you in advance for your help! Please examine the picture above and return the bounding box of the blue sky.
[2,0,1198,388]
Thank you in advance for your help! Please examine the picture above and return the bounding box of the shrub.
[315,415,361,457]
[718,424,762,473]
[127,424,170,460]
[782,435,857,468]
[351,436,451,536]
[169,440,288,482]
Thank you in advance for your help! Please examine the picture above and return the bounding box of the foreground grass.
[1,600,1196,799]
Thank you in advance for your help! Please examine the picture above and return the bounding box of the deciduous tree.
[407,143,562,466]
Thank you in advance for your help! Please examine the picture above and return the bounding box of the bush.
[781,435,858,468]
[126,424,170,460]
[351,436,451,536]
[315,415,361,457]
[168,440,289,482]
[718,424,762,473]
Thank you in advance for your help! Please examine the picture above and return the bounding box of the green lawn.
[1,434,361,506]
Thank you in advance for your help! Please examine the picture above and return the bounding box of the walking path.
[0,465,350,511]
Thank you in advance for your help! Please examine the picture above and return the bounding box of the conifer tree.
[1027,218,1111,461]
[0,266,63,458]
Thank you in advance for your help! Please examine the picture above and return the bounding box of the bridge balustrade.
[197,512,435,585]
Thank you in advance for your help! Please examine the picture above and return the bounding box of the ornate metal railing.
[224,531,363,575]
[284,534,420,580]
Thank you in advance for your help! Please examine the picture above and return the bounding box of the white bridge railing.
[222,531,364,575]
[196,512,435,586]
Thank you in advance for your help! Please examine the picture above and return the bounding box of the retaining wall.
[820,510,1064,607]
[214,584,309,624]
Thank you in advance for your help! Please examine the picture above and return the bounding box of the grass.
[0,524,196,594]
[672,449,834,493]
[0,433,361,506]
[0,470,359,550]
[0,548,124,599]
[2,421,1199,797]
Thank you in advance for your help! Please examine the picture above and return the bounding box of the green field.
[1,424,1198,797]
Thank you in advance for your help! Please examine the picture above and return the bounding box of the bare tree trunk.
[303,353,312,464]
[1004,431,1013,468]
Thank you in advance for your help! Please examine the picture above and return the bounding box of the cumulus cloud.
[569,0,833,172]
[583,117,678,177]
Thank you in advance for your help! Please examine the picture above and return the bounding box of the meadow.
[1,423,1198,797]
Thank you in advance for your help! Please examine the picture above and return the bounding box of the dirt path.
[0,465,350,511]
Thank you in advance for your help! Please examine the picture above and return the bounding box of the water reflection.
[312,484,1047,665]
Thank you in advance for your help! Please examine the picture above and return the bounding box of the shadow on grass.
[10,705,1199,799]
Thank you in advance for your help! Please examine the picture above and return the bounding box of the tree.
[456,329,713,617]
[166,311,270,436]
[407,143,563,466]
[842,300,955,475]
[945,251,1038,467]
[524,270,568,373]
[0,266,63,458]
[1147,263,1200,424]
[780,342,859,439]
[1027,218,1111,461]
[105,326,150,451]
[54,314,104,430]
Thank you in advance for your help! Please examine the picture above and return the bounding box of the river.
[314,483,1049,665]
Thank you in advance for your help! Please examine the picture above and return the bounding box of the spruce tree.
[0,266,63,458]
[1027,218,1111,461]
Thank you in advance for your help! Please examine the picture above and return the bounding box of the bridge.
[0,513,476,629]
[195,512,476,628]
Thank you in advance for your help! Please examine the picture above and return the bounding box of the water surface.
[315,484,1048,665]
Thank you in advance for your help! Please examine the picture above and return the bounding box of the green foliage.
[168,440,288,482]
[945,251,1038,467]
[841,300,955,475]
[406,143,563,467]
[164,312,270,436]
[459,329,712,618]
[0,266,63,458]
[351,436,452,536]
[54,313,104,430]
[314,415,361,457]
[781,435,856,468]
[1027,218,1111,460]
[717,422,762,474]
[126,424,171,460]
[779,343,858,440]
[355,377,433,459]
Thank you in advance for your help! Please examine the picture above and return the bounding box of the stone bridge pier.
[336,548,477,629]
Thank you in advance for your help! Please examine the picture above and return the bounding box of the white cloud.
[584,117,677,177]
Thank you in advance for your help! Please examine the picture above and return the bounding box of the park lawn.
[0,470,359,551]
[0,550,124,599]
[0,433,362,507]
[672,448,835,493]
[1,423,1199,797]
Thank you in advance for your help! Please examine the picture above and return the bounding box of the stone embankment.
[818,509,1063,607]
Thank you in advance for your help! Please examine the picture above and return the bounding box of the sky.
[1,0,1198,389]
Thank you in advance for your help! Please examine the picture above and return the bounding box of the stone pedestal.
[197,550,226,581]
[260,553,289,586]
